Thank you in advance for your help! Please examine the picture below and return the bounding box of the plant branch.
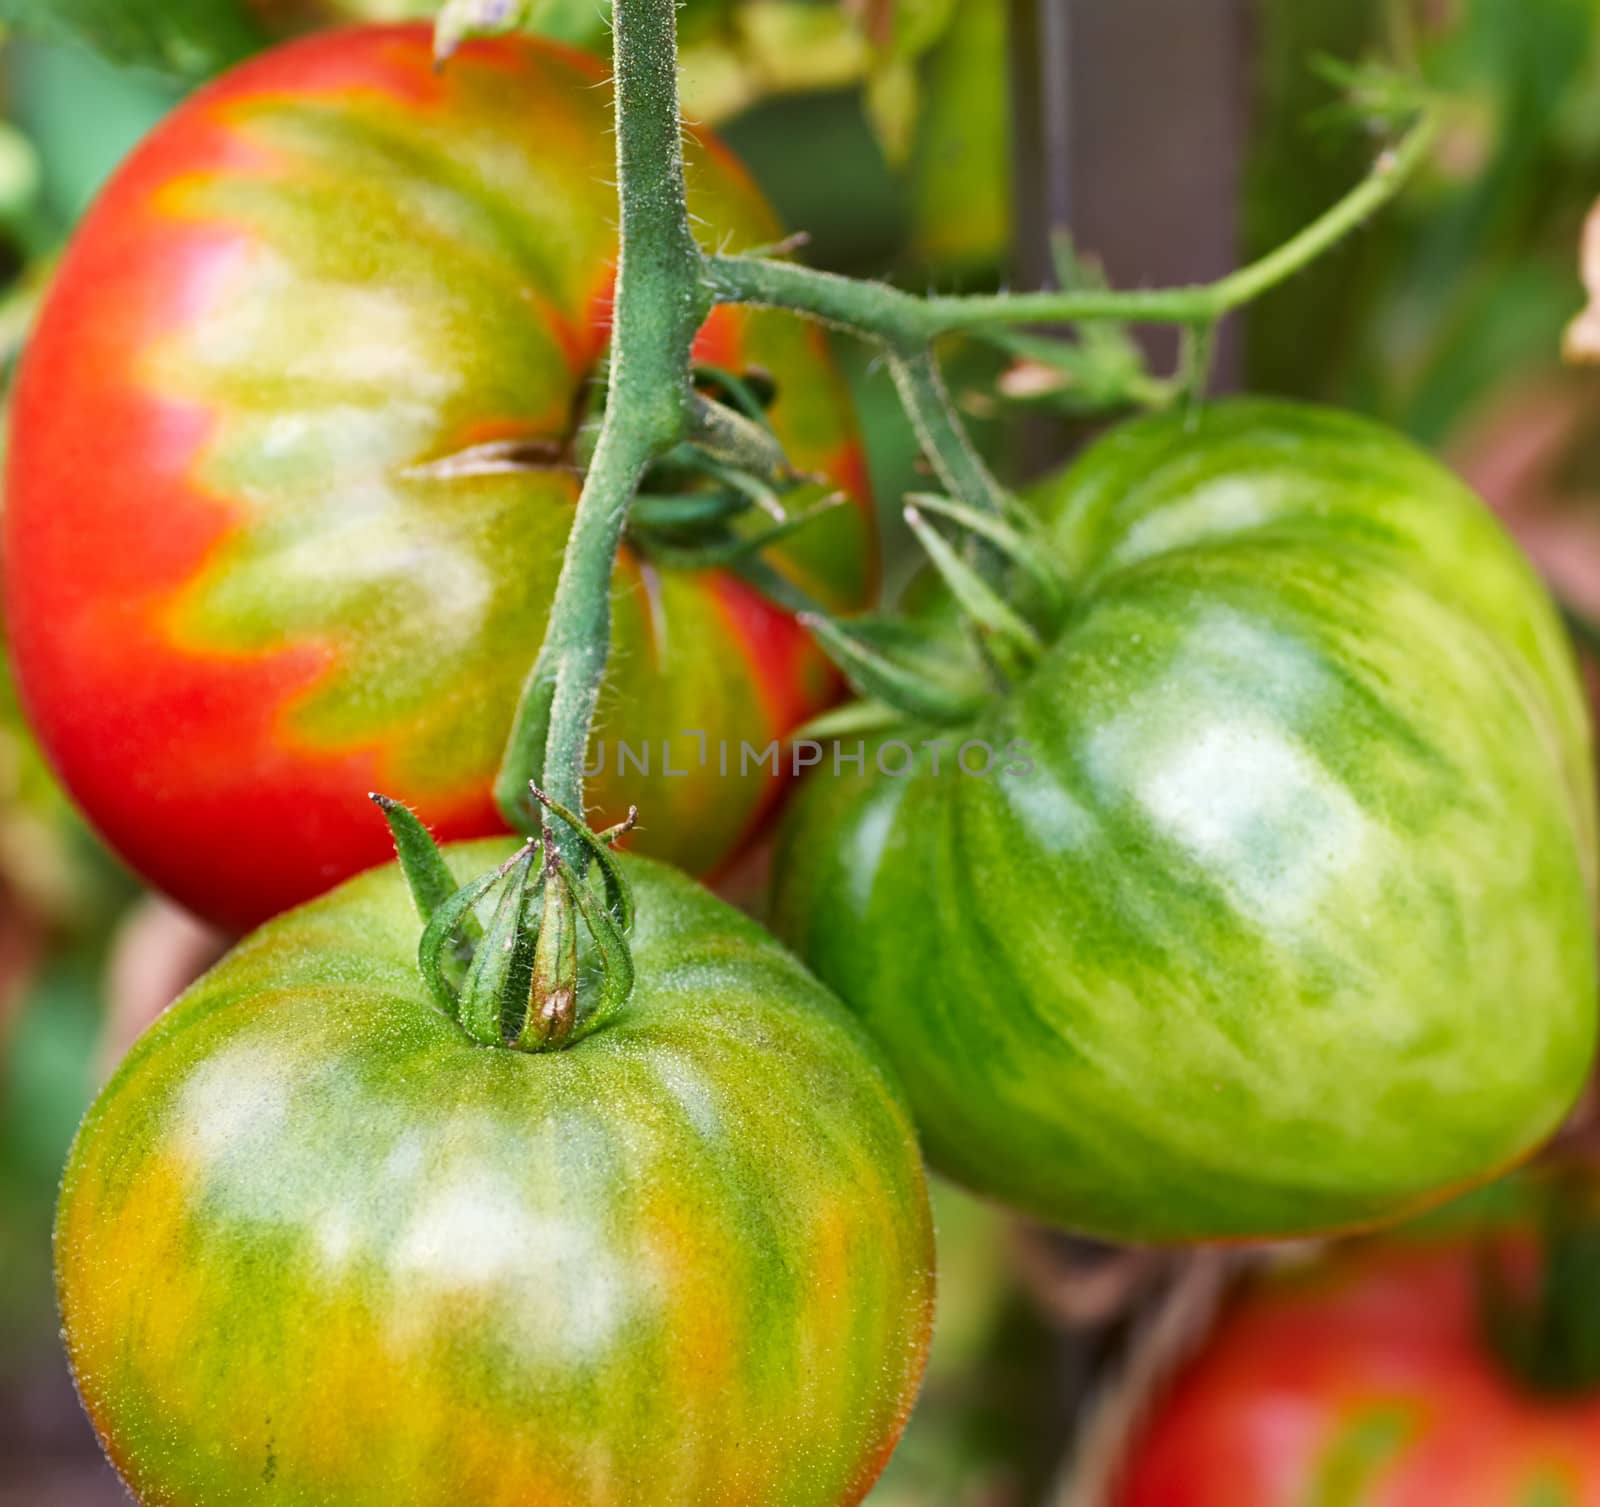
[493,0,709,838]
[705,103,1440,341]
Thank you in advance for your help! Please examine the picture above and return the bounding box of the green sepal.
[416,861,517,1017]
[1477,1167,1600,1397]
[522,827,580,1052]
[691,363,778,423]
[798,611,988,725]
[680,449,788,521]
[456,848,538,1047]
[903,501,1044,677]
[903,491,1070,615]
[791,700,907,742]
[369,793,472,930]
[640,495,845,571]
[552,848,636,1040]
[529,783,636,936]
[630,490,752,532]
[687,390,791,488]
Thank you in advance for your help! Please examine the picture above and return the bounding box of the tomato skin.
[772,399,1597,1242]
[4,24,873,934]
[1115,1234,1600,1507]
[56,840,933,1507]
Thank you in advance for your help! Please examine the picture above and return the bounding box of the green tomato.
[773,398,1598,1243]
[57,842,934,1506]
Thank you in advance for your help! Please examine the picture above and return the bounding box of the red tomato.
[1116,1233,1600,1507]
[3,25,873,932]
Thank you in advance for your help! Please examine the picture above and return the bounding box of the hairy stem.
[706,104,1439,341]
[495,0,709,836]
[887,346,1010,519]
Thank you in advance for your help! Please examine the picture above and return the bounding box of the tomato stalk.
[887,346,1011,521]
[494,0,710,843]
[398,0,711,1050]
[702,100,1439,340]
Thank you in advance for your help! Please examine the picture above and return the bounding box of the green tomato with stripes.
[773,399,1599,1243]
[56,841,934,1507]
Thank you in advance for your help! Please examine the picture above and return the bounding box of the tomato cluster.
[7,19,1598,1507]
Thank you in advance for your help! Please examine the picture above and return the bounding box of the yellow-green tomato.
[57,842,934,1506]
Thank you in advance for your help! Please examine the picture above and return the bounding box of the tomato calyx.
[1477,1164,1600,1397]
[371,786,636,1053]
[617,363,851,571]
[792,488,1072,731]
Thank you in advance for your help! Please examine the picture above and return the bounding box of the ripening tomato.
[773,400,1597,1242]
[4,24,874,933]
[56,840,933,1507]
[1114,1218,1600,1507]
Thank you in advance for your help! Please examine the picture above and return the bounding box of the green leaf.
[0,0,265,81]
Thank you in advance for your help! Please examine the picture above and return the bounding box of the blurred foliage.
[0,650,130,932]
[1247,0,1600,447]
[0,0,1012,281]
[0,952,107,1360]
[716,0,1004,279]
[5,36,178,224]
[0,0,263,79]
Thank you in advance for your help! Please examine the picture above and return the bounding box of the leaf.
[0,0,265,80]
[864,56,919,166]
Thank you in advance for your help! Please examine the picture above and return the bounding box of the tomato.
[3,24,873,934]
[772,399,1597,1242]
[1113,1223,1600,1507]
[56,839,933,1507]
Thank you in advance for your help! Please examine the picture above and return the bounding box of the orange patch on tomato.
[690,305,747,371]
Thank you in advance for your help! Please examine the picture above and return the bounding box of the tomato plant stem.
[494,26,1438,834]
[887,347,1011,518]
[495,0,710,838]
[704,103,1439,340]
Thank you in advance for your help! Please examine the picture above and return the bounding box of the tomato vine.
[403,0,1443,1050]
